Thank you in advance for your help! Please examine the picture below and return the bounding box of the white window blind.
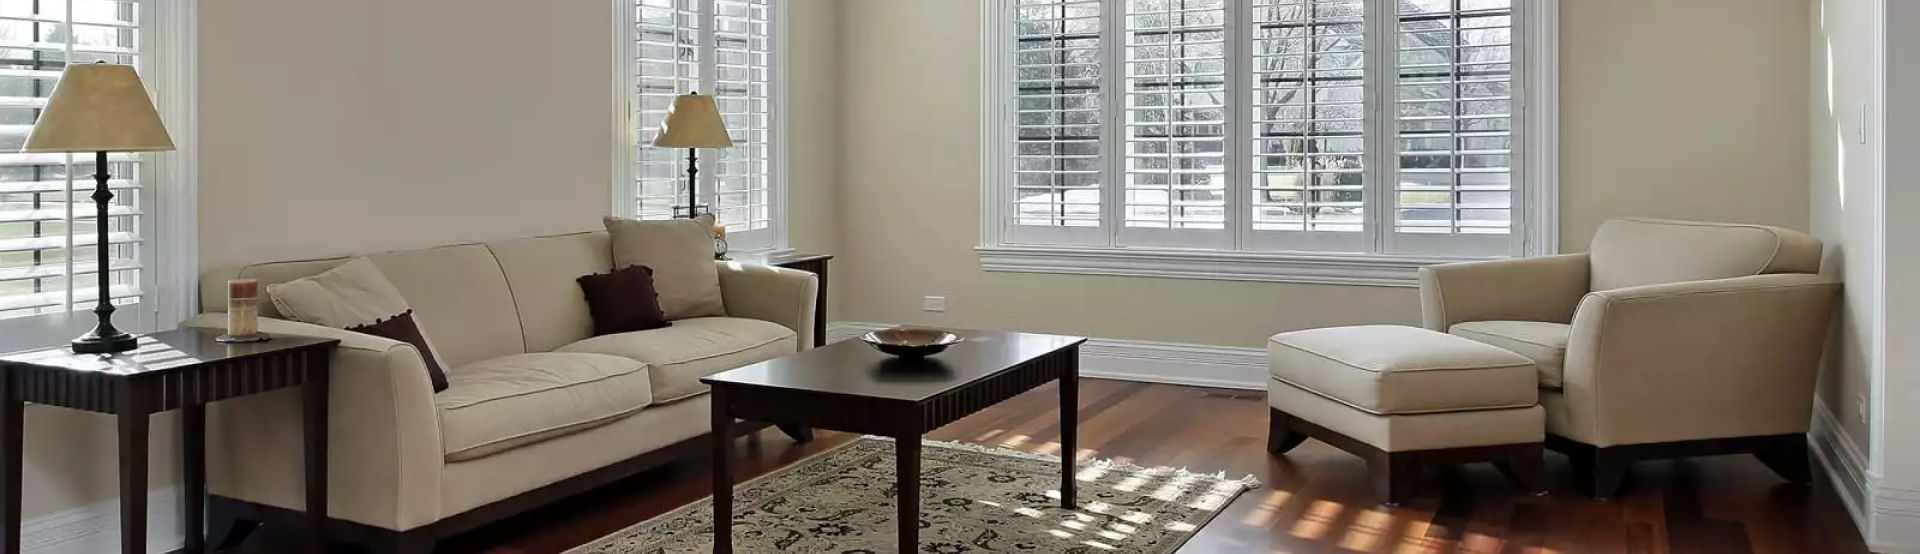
[628,0,780,250]
[991,0,1543,261]
[0,0,145,321]
[1121,0,1227,245]
[1012,0,1102,237]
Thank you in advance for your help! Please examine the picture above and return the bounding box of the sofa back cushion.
[203,244,526,368]
[1587,218,1822,292]
[486,232,613,352]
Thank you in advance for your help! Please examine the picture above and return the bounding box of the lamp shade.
[651,93,733,149]
[22,63,174,153]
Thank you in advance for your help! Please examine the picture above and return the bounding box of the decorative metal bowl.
[860,328,963,358]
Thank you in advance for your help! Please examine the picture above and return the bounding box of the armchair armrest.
[715,260,820,349]
[1555,274,1841,447]
[1418,253,1590,331]
[183,314,445,531]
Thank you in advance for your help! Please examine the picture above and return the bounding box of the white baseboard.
[21,486,182,554]
[1813,399,1873,539]
[828,322,1266,391]
[1871,486,1920,553]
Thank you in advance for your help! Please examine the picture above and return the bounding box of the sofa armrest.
[716,260,820,349]
[1418,253,1590,331]
[183,314,445,531]
[1556,274,1841,447]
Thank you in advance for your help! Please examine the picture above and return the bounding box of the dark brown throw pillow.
[577,265,673,337]
[346,310,450,392]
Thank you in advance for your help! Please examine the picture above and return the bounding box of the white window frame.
[0,0,199,351]
[978,0,1557,286]
[611,0,791,254]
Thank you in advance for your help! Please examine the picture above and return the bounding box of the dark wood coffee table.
[701,329,1085,554]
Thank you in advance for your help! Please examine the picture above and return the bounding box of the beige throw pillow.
[603,215,725,320]
[265,257,451,391]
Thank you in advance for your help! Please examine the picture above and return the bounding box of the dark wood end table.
[701,329,1085,554]
[0,328,338,554]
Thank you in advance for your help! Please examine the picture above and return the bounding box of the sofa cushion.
[1449,321,1572,389]
[1588,218,1823,291]
[486,232,612,353]
[1268,325,1538,415]
[436,353,652,462]
[556,317,795,403]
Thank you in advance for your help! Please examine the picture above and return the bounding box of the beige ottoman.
[1266,325,1546,505]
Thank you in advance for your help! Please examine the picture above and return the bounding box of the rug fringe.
[861,436,1265,490]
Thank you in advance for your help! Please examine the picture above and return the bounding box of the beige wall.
[1809,0,1878,463]
[833,0,1812,347]
[23,0,843,524]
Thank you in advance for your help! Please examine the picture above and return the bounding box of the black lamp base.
[72,330,138,354]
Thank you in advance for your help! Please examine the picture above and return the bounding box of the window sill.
[975,245,1493,287]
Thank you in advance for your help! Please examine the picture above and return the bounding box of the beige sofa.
[1419,218,1841,499]
[186,231,818,553]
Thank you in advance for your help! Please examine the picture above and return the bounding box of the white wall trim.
[1812,399,1872,539]
[19,486,181,554]
[977,245,1485,287]
[150,0,199,330]
[1520,0,1561,255]
[829,322,1267,390]
[609,0,637,220]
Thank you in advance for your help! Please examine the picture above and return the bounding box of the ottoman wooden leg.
[1267,408,1309,455]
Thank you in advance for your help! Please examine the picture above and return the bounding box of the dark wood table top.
[701,328,1084,402]
[0,328,338,378]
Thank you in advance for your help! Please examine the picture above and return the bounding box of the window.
[618,0,785,252]
[0,0,193,349]
[983,0,1556,284]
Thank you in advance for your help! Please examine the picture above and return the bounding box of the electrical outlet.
[1858,393,1870,424]
[922,296,947,312]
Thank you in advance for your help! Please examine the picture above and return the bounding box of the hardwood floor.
[364,379,1862,553]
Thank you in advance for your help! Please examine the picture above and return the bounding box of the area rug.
[565,437,1260,553]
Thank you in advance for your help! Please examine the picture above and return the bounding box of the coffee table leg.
[1060,354,1078,508]
[896,435,920,554]
[711,387,734,554]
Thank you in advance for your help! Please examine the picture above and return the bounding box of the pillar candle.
[227,279,260,337]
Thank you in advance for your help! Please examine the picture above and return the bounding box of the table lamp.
[651,92,732,219]
[21,63,176,354]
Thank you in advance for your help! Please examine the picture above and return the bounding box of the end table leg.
[896,436,920,554]
[1060,354,1078,509]
[181,405,205,553]
[1,390,21,554]
[118,411,149,554]
[303,355,330,554]
[711,387,734,554]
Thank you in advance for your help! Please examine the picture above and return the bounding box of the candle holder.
[217,278,272,344]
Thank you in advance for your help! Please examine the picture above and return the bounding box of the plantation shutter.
[631,0,779,250]
[994,0,1529,258]
[1117,0,1229,249]
[0,0,145,320]
[1244,0,1368,252]
[1007,0,1105,246]
[1390,0,1515,256]
[708,0,773,249]
[633,0,702,221]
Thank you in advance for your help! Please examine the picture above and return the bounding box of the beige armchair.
[1419,218,1841,499]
